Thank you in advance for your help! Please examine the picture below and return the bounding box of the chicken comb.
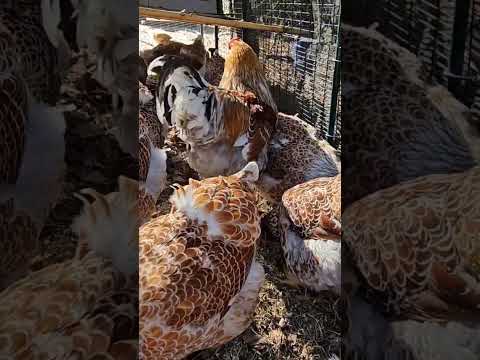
[228,37,242,49]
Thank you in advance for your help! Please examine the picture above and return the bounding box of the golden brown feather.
[219,38,277,150]
[343,166,480,322]
[279,175,341,293]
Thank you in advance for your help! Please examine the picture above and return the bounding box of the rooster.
[219,37,278,166]
[148,55,277,178]
[220,37,277,112]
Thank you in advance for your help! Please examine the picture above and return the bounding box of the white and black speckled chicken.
[148,55,277,179]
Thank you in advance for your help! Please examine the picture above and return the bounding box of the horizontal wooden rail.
[139,7,311,37]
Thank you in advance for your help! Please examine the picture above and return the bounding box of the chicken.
[74,0,138,90]
[0,22,65,290]
[278,175,341,294]
[0,102,65,290]
[342,23,480,360]
[254,112,340,242]
[139,82,168,223]
[140,162,265,360]
[342,23,476,208]
[73,0,138,156]
[343,165,480,322]
[0,176,139,358]
[0,0,70,104]
[140,32,207,80]
[344,291,480,360]
[257,112,340,204]
[149,55,277,178]
[204,48,225,86]
[220,37,277,113]
[218,37,278,171]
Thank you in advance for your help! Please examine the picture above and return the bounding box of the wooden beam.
[139,7,311,37]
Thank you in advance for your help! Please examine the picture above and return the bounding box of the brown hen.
[279,175,341,294]
[218,37,278,172]
[0,176,139,359]
[343,166,480,322]
[140,162,265,360]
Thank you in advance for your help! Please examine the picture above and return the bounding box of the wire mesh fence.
[222,0,341,148]
[139,0,342,148]
[343,0,480,127]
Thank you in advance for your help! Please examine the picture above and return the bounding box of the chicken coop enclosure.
[139,0,342,148]
[343,0,480,126]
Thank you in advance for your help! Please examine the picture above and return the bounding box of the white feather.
[170,187,223,238]
[144,146,168,199]
[73,176,138,276]
[147,56,167,76]
[285,229,341,294]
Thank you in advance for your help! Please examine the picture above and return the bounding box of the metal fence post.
[448,0,472,101]
[327,37,341,146]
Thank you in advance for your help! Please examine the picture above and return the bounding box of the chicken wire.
[343,0,480,127]
[139,1,341,147]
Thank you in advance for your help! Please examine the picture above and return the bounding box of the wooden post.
[139,7,312,37]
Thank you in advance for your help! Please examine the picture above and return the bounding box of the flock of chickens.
[137,30,341,358]
[3,0,479,359]
[0,1,341,358]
